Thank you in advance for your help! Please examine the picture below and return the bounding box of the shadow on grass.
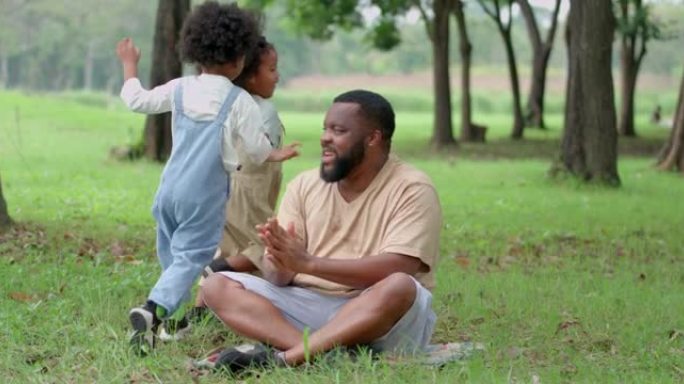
[395,135,667,161]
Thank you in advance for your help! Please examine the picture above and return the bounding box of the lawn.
[1,90,683,383]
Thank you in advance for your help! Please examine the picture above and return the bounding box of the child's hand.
[268,142,300,162]
[116,38,141,65]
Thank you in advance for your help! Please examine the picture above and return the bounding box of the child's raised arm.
[116,38,140,82]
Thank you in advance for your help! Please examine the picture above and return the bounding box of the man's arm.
[297,252,424,289]
[261,219,426,289]
[263,180,441,290]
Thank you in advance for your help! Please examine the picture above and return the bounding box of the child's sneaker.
[158,306,210,342]
[128,305,160,356]
[159,317,191,342]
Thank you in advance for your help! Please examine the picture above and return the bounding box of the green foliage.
[615,0,663,43]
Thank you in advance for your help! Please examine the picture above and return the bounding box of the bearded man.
[201,89,443,373]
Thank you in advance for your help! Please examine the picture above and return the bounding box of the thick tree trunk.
[557,0,620,185]
[0,173,12,232]
[657,65,684,172]
[143,0,190,161]
[430,0,457,147]
[453,0,486,142]
[518,0,560,130]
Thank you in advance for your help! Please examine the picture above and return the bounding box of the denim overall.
[148,81,240,316]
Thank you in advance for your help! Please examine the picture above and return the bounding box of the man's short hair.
[333,90,395,146]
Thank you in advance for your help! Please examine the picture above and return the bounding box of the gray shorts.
[217,272,436,356]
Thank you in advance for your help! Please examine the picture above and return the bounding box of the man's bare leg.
[281,272,417,365]
[202,273,302,350]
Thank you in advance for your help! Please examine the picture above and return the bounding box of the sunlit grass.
[1,90,683,382]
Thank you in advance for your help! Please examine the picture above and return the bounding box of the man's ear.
[367,129,382,147]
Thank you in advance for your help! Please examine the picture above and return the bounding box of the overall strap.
[215,85,242,125]
[173,80,184,115]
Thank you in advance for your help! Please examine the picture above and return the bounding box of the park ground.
[0,76,683,382]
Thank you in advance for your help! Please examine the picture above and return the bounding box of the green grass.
[1,90,683,383]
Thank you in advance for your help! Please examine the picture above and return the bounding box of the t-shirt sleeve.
[379,183,442,271]
[119,77,177,114]
[231,93,273,165]
[259,100,284,148]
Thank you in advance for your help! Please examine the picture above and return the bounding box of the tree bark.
[656,64,684,172]
[617,0,647,137]
[0,48,8,89]
[0,173,12,232]
[556,0,620,185]
[83,40,95,90]
[478,0,524,139]
[143,0,189,161]
[453,0,486,142]
[518,0,561,129]
[429,0,457,147]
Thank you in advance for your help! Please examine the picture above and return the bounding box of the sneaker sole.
[129,308,155,355]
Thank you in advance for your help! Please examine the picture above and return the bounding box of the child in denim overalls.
[115,2,298,355]
[158,37,288,340]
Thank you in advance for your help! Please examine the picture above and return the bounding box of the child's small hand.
[116,38,141,64]
[268,142,300,162]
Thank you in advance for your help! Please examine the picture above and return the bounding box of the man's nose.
[320,129,332,145]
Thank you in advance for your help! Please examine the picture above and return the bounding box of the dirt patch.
[284,70,676,95]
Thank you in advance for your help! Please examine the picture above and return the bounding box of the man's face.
[320,102,370,182]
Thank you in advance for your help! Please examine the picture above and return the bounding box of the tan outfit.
[276,155,442,295]
[218,97,284,269]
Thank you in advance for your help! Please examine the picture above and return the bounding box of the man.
[201,89,442,372]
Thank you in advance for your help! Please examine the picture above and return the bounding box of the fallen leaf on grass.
[470,317,485,325]
[669,329,683,342]
[591,338,617,354]
[9,291,36,302]
[114,254,143,265]
[555,319,582,335]
[109,241,126,257]
[454,256,470,269]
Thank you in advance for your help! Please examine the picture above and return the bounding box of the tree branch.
[413,0,434,41]
[544,0,562,48]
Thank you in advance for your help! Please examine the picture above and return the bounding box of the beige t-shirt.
[276,155,442,295]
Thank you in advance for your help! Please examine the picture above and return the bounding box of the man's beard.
[320,140,366,183]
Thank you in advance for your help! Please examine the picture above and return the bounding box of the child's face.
[248,49,279,99]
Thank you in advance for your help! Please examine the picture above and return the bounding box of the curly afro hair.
[233,36,274,87]
[180,1,261,67]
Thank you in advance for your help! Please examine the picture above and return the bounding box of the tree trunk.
[0,173,12,232]
[478,0,525,139]
[657,64,684,172]
[500,27,525,139]
[83,40,95,91]
[556,0,620,185]
[143,0,190,162]
[617,0,648,138]
[518,0,561,130]
[0,50,8,89]
[430,0,457,147]
[618,42,639,137]
[453,0,486,142]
